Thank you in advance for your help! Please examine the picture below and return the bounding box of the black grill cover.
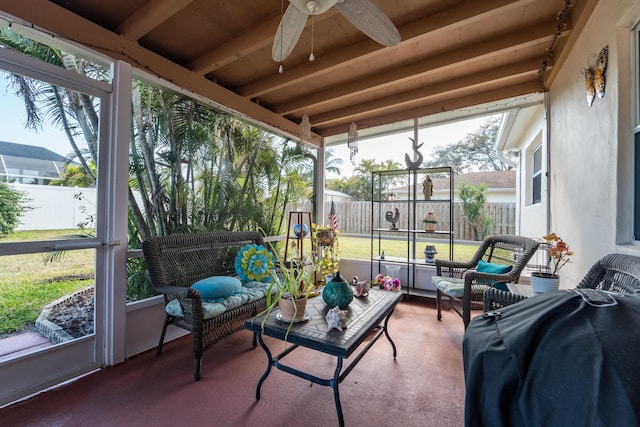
[463,289,640,427]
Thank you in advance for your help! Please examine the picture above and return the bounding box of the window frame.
[633,22,640,241]
[531,143,543,205]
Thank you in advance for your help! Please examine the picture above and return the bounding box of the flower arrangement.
[373,273,401,291]
[541,232,574,276]
[312,223,339,282]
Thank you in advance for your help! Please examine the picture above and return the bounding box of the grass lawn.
[0,230,481,338]
[338,235,480,261]
[0,229,94,337]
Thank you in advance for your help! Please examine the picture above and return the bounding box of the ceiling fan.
[272,0,401,62]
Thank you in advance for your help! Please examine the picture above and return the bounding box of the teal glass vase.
[322,271,353,309]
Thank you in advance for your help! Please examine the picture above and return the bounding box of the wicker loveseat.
[142,231,271,381]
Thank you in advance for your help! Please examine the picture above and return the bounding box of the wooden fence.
[309,201,516,241]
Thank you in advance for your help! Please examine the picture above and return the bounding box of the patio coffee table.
[244,288,402,427]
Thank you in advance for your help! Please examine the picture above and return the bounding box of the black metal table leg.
[383,309,397,359]
[255,332,273,400]
[331,357,345,427]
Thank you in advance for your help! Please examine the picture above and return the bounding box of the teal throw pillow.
[234,243,275,283]
[477,260,512,291]
[191,276,242,299]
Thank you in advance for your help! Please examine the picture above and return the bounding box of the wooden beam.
[187,17,280,74]
[276,22,557,115]
[188,10,337,75]
[310,58,544,127]
[0,0,321,146]
[239,0,540,98]
[115,0,194,41]
[543,0,600,87]
[317,80,543,137]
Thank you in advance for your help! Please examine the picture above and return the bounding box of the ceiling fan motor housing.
[289,0,339,15]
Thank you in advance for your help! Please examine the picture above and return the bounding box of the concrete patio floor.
[0,298,467,426]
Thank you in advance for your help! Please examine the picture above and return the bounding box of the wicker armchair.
[434,235,539,329]
[484,253,640,311]
[142,231,268,381]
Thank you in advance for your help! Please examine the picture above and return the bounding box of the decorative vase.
[322,271,353,309]
[278,296,308,322]
[385,264,401,279]
[423,212,437,232]
[530,272,560,294]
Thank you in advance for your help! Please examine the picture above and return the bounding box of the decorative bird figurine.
[405,137,424,169]
[385,208,400,230]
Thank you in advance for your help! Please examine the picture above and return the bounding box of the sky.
[326,116,493,178]
[1,73,71,157]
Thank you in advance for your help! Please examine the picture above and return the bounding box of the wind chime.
[347,122,358,164]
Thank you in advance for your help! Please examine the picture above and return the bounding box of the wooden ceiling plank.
[317,80,543,137]
[277,21,559,115]
[115,0,195,41]
[239,0,540,98]
[187,17,280,74]
[311,58,543,127]
[0,0,321,146]
[188,10,338,75]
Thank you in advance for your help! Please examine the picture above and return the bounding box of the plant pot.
[278,296,308,322]
[530,272,560,295]
[316,229,336,246]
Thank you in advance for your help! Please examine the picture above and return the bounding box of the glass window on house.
[531,144,542,205]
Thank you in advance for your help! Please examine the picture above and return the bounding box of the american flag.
[329,200,338,230]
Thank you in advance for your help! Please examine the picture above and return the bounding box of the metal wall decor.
[583,46,608,107]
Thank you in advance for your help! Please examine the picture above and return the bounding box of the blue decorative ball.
[293,223,309,238]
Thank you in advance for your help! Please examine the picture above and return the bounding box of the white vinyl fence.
[12,183,96,231]
[317,201,516,241]
[13,186,516,239]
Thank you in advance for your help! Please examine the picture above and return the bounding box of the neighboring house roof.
[0,140,67,162]
[388,170,516,194]
[433,170,516,191]
[325,189,354,199]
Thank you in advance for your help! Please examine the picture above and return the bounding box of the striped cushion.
[166,281,270,320]
[432,276,465,298]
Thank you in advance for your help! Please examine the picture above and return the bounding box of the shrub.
[0,182,29,235]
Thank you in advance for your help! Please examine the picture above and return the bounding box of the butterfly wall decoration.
[583,46,608,107]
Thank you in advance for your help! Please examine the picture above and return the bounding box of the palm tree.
[2,29,311,250]
[325,149,343,176]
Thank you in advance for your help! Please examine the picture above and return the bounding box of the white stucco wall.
[546,0,640,287]
[517,116,547,241]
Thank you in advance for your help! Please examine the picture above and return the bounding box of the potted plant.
[531,232,574,294]
[262,244,317,334]
[312,223,339,284]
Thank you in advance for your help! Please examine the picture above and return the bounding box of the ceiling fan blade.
[272,4,309,62]
[336,0,401,47]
